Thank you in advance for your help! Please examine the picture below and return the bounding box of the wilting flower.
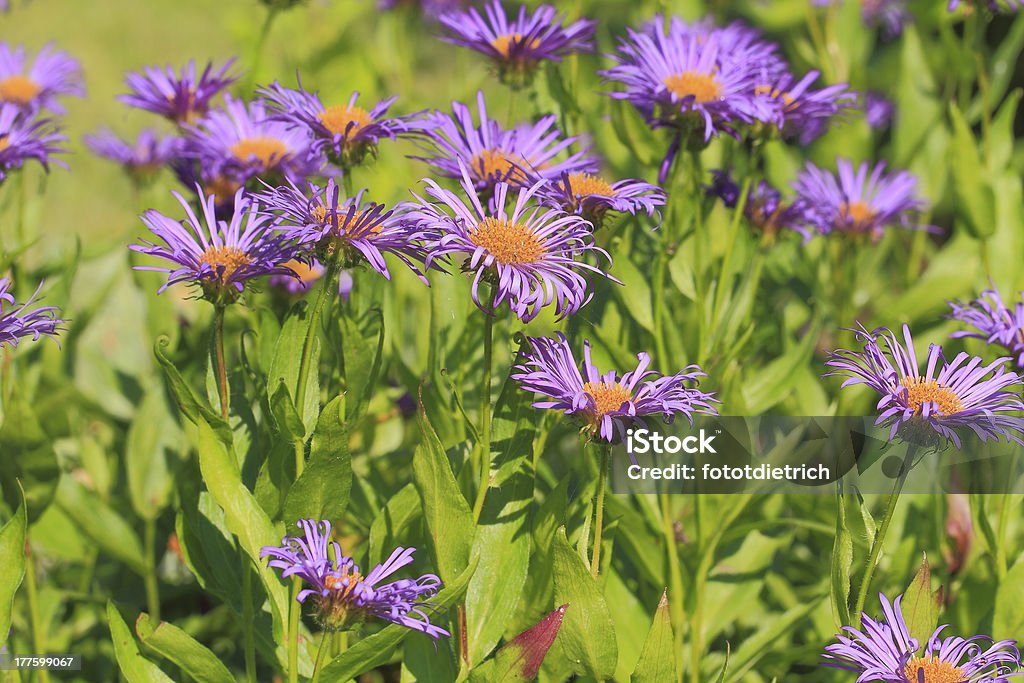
[261,519,448,638]
[414,166,612,322]
[825,323,1024,447]
[755,70,855,145]
[601,17,775,142]
[949,286,1024,369]
[130,187,298,302]
[410,91,595,192]
[257,179,428,280]
[83,128,181,184]
[439,0,596,87]
[0,278,62,348]
[0,104,65,183]
[529,170,665,227]
[183,95,320,200]
[707,170,810,240]
[260,82,410,168]
[119,59,238,125]
[0,44,83,113]
[823,592,1021,682]
[792,159,925,240]
[512,333,718,442]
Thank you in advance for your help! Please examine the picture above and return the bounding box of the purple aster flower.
[600,17,775,143]
[119,59,238,125]
[825,323,1024,448]
[0,44,83,114]
[270,259,324,294]
[256,178,429,281]
[0,104,65,183]
[438,0,596,87]
[261,519,448,638]
[83,128,181,184]
[413,166,613,322]
[824,592,1021,682]
[862,0,911,37]
[864,92,895,129]
[949,0,1021,12]
[707,170,810,240]
[130,187,298,303]
[949,286,1024,369]
[379,0,472,17]
[259,82,410,168]
[0,278,62,348]
[792,159,926,240]
[182,95,322,201]
[755,70,855,145]
[512,333,718,443]
[528,169,665,228]
[410,91,595,192]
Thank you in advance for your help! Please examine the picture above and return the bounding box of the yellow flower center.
[754,84,795,108]
[663,71,721,103]
[568,173,617,198]
[206,176,242,206]
[491,33,541,58]
[583,381,633,421]
[0,136,8,153]
[324,566,365,600]
[199,245,253,283]
[899,378,965,416]
[468,217,546,265]
[283,259,321,285]
[0,76,42,106]
[317,105,373,137]
[903,656,966,683]
[229,136,290,169]
[840,200,877,231]
[472,148,518,179]
[312,206,382,238]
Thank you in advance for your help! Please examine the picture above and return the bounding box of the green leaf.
[949,102,996,238]
[614,252,655,332]
[551,527,617,679]
[268,304,321,434]
[337,308,385,421]
[994,557,1024,641]
[369,484,421,568]
[126,386,179,520]
[830,487,854,632]
[317,554,479,681]
[472,604,569,683]
[269,380,306,441]
[901,554,940,654]
[195,420,288,643]
[631,590,675,683]
[154,337,230,438]
[714,643,730,683]
[0,397,59,522]
[724,599,821,682]
[741,325,819,416]
[413,395,475,583]
[282,454,351,526]
[107,602,174,683]
[55,476,147,576]
[310,394,350,466]
[136,613,234,683]
[0,486,26,646]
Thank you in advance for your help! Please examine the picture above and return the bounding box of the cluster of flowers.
[813,0,1021,40]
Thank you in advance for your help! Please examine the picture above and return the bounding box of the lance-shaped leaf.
[472,604,569,682]
[267,303,321,434]
[0,486,26,646]
[154,337,230,440]
[136,613,234,683]
[902,554,942,654]
[632,590,675,683]
[107,602,174,683]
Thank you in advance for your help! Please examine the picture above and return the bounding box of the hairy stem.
[591,444,611,579]
[472,301,495,522]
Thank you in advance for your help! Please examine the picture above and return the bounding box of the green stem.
[241,556,257,683]
[341,171,355,198]
[852,446,914,627]
[246,7,278,94]
[472,301,495,522]
[590,444,610,579]
[652,142,685,366]
[143,518,161,624]
[288,579,302,683]
[213,305,230,421]
[24,546,49,683]
[660,493,685,683]
[309,630,330,683]
[712,175,752,328]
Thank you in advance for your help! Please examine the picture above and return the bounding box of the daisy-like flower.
[119,59,238,125]
[0,278,62,348]
[261,519,448,638]
[825,323,1024,448]
[0,44,83,113]
[83,128,181,184]
[824,592,1021,682]
[529,169,665,228]
[438,0,596,88]
[414,165,612,322]
[183,95,321,201]
[707,170,810,240]
[130,187,298,303]
[755,70,855,145]
[792,159,925,240]
[410,91,595,192]
[601,16,775,143]
[256,178,429,281]
[259,82,409,168]
[0,104,65,183]
[512,333,718,442]
[949,286,1024,369]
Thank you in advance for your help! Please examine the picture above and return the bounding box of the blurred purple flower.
[119,59,238,125]
[261,519,448,637]
[949,286,1024,369]
[83,128,181,183]
[948,0,1021,12]
[863,92,894,129]
[0,103,65,183]
[707,170,810,240]
[0,278,62,348]
[512,333,718,442]
[756,70,855,145]
[0,43,83,114]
